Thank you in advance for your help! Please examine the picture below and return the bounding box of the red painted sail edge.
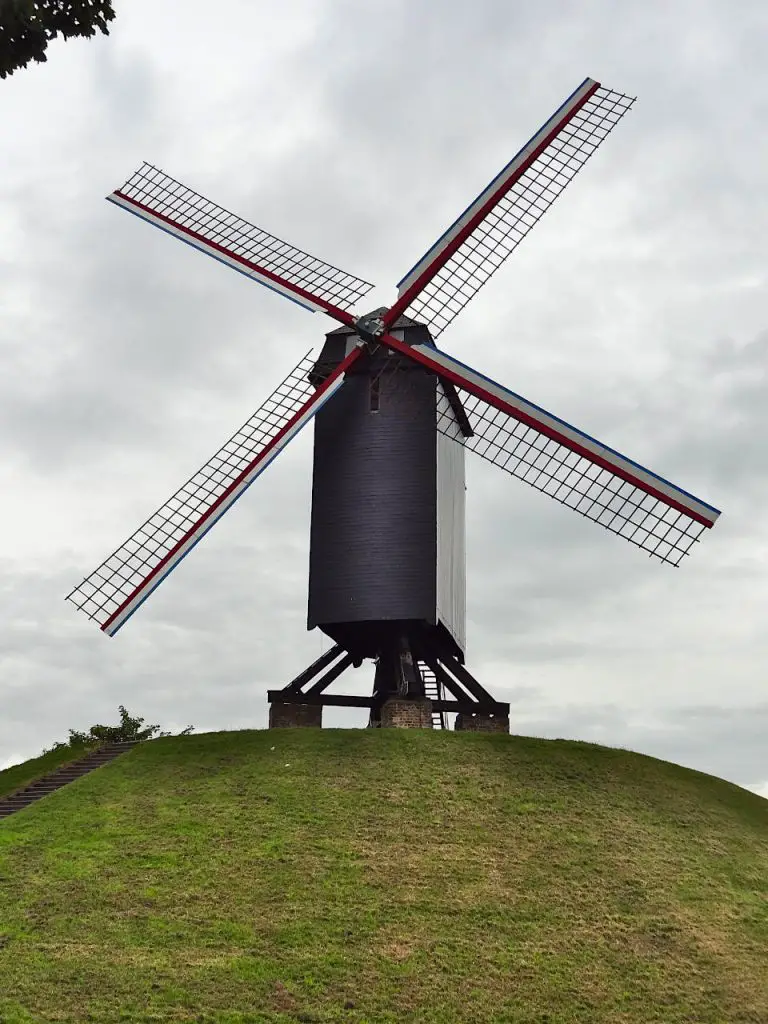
[100,345,364,634]
[378,332,716,529]
[383,81,600,328]
[112,190,357,330]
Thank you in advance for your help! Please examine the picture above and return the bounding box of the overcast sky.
[1,0,766,797]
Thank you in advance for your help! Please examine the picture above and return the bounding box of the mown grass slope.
[0,729,766,1024]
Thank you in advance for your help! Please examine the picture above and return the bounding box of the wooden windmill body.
[307,317,471,724]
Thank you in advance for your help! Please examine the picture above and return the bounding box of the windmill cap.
[326,310,431,338]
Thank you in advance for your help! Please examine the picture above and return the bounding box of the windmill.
[67,78,721,732]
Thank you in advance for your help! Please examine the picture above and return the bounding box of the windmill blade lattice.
[377,334,719,567]
[388,81,635,337]
[66,349,359,636]
[109,164,373,317]
[440,390,708,566]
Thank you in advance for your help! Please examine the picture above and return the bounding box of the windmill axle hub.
[354,307,388,341]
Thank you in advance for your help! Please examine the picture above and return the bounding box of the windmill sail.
[108,164,372,319]
[385,79,635,337]
[69,74,723,663]
[67,347,363,636]
[379,335,720,566]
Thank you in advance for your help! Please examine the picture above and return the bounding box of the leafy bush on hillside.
[42,705,193,753]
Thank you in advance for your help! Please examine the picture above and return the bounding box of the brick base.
[268,703,323,729]
[454,713,509,733]
[380,698,434,729]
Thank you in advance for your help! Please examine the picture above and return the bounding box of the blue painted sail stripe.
[106,196,317,312]
[396,78,593,290]
[429,344,721,516]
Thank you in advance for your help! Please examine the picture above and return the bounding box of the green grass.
[0,745,99,800]
[0,729,766,1023]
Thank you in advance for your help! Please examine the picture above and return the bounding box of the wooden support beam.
[267,691,373,709]
[305,653,355,695]
[439,376,474,437]
[283,644,345,691]
[439,655,498,704]
[435,699,509,715]
[423,656,474,703]
[266,690,509,715]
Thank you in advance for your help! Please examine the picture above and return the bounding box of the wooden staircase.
[419,662,447,729]
[0,742,138,820]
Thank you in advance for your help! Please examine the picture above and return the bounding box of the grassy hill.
[0,729,765,1024]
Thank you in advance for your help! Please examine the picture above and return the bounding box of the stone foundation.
[454,712,509,733]
[268,702,323,729]
[380,698,434,729]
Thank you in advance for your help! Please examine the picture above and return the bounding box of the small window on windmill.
[369,373,381,413]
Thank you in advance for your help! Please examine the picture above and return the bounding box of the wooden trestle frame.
[267,632,510,725]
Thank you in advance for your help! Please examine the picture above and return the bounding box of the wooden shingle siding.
[308,364,438,629]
